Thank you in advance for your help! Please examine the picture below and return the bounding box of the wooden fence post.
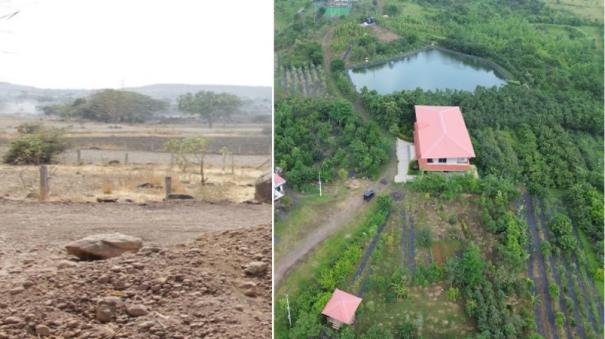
[76,149,81,165]
[39,165,49,201]
[231,154,235,174]
[124,153,129,165]
[164,176,172,199]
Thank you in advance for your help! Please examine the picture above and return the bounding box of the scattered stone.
[244,261,267,276]
[65,233,143,260]
[97,274,110,284]
[239,281,256,290]
[35,324,51,337]
[126,304,148,317]
[0,224,271,338]
[244,289,257,297]
[3,317,22,325]
[57,260,78,269]
[9,286,24,295]
[96,304,115,323]
[138,321,155,329]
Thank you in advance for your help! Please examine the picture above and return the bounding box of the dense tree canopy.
[42,90,167,123]
[275,97,390,189]
[177,91,242,128]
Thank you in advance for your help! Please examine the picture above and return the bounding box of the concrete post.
[39,165,49,201]
[164,176,172,199]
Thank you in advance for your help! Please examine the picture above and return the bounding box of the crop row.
[277,63,327,97]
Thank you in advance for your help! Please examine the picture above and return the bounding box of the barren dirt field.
[0,114,272,338]
[0,199,271,338]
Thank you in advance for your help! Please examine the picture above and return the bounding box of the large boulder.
[66,233,143,260]
[254,172,272,203]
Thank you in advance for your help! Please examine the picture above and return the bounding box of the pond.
[348,48,507,94]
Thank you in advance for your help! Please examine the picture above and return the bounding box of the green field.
[544,0,603,22]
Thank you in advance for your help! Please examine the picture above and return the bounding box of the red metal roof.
[414,105,475,159]
[274,173,286,186]
[321,289,362,325]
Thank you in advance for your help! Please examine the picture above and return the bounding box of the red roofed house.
[274,173,286,201]
[321,289,362,330]
[413,105,475,172]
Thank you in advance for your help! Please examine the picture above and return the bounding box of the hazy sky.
[0,0,273,89]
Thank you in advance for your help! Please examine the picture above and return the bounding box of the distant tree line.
[41,89,245,128]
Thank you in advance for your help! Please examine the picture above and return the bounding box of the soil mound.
[0,224,271,338]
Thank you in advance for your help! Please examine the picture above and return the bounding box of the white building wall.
[428,157,468,164]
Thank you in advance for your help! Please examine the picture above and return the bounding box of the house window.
[438,158,447,163]
[457,158,467,164]
[427,158,434,163]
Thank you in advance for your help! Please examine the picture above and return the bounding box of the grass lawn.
[356,283,473,338]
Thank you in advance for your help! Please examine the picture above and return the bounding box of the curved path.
[274,177,391,286]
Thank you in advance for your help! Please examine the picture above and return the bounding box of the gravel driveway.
[394,138,415,183]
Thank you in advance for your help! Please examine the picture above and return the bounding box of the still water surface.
[348,48,507,94]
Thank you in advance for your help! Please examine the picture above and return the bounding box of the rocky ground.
[0,224,271,338]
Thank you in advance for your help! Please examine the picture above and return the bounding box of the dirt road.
[0,199,270,278]
[275,161,394,286]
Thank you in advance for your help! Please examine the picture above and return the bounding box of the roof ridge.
[424,133,446,156]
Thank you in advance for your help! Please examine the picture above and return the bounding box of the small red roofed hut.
[321,289,362,330]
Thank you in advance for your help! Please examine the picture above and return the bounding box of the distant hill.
[126,84,271,102]
[0,82,271,102]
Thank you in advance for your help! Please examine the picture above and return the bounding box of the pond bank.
[347,45,512,94]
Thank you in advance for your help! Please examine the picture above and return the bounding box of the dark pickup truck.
[363,190,375,201]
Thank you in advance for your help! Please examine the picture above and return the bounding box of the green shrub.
[331,59,345,73]
[548,284,559,299]
[3,128,67,165]
[398,321,418,339]
[555,312,565,328]
[361,325,393,339]
[448,214,458,225]
[16,122,43,134]
[416,227,433,248]
[384,4,399,16]
[447,286,460,301]
[280,195,294,209]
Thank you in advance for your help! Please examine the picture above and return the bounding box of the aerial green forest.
[274,0,603,338]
